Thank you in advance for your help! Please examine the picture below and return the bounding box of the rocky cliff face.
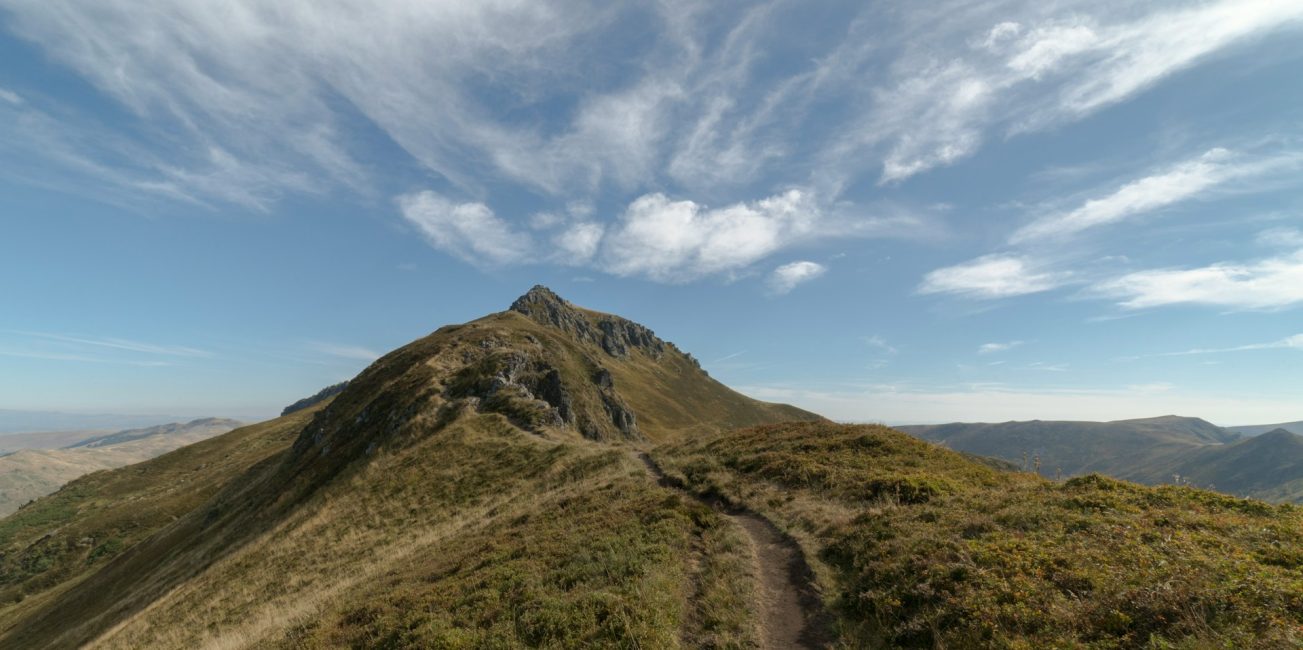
[510,285,667,359]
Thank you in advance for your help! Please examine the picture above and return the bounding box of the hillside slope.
[0,431,111,455]
[1141,429,1303,502]
[899,416,1303,502]
[1231,420,1303,437]
[3,288,1297,648]
[0,419,241,516]
[0,287,815,649]
[654,422,1303,648]
[899,416,1239,478]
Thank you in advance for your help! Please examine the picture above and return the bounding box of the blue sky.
[2,0,1302,424]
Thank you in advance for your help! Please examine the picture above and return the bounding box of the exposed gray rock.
[510,285,666,359]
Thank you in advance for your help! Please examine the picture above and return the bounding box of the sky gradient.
[2,0,1302,424]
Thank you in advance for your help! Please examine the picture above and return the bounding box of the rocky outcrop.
[282,382,350,416]
[510,286,666,359]
[444,349,640,441]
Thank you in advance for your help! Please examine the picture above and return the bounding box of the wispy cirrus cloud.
[1116,333,1303,361]
[0,347,173,367]
[1012,148,1303,243]
[1095,248,1303,310]
[864,336,898,355]
[10,331,211,358]
[978,341,1024,355]
[919,254,1068,299]
[767,261,827,295]
[834,0,1303,184]
[3,1,1298,214]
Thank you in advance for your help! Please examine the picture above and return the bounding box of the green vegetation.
[0,408,310,614]
[655,421,1303,649]
[0,289,791,649]
[2,289,1298,649]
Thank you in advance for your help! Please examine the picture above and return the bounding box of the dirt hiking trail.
[634,452,831,649]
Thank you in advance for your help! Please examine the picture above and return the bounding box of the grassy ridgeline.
[654,421,1303,649]
[0,408,764,649]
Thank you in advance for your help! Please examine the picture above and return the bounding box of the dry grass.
[655,421,1303,649]
[0,300,820,649]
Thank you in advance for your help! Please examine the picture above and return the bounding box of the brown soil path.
[633,452,831,649]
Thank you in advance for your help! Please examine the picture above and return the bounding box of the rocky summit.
[2,288,1300,650]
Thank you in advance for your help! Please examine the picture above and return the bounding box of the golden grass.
[655,421,1303,649]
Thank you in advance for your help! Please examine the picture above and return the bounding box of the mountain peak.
[509,285,668,359]
[510,285,568,312]
[1255,428,1302,444]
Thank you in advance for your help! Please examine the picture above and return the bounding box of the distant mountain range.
[0,409,198,434]
[899,415,1303,502]
[1228,420,1303,436]
[0,418,241,516]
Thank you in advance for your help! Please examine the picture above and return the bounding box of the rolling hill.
[899,416,1303,503]
[899,416,1241,478]
[0,419,241,517]
[0,430,111,455]
[0,287,1298,648]
[1230,420,1303,437]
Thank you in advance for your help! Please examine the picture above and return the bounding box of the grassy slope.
[0,299,812,649]
[655,422,1303,649]
[4,411,760,650]
[0,407,315,629]
[1139,430,1303,503]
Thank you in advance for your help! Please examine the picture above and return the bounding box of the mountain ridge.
[1,288,1299,648]
[0,287,819,648]
[901,415,1303,502]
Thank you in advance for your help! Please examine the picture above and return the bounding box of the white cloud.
[1135,333,1303,358]
[396,186,919,282]
[1256,226,1303,249]
[551,222,605,265]
[836,0,1303,183]
[978,340,1023,354]
[0,87,21,105]
[12,331,210,357]
[1096,249,1303,310]
[863,335,898,355]
[5,0,1298,210]
[1012,148,1302,243]
[600,189,820,282]
[396,192,533,267]
[1012,148,1231,242]
[919,254,1067,298]
[1056,1,1303,116]
[767,261,827,294]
